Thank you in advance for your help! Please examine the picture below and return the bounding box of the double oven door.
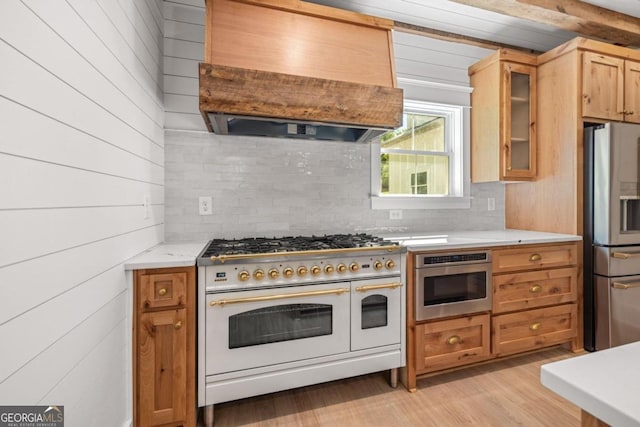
[205,276,402,376]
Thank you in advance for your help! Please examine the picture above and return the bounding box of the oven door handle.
[612,281,640,290]
[355,282,403,292]
[209,287,350,306]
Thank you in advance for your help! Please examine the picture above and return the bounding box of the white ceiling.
[307,0,640,52]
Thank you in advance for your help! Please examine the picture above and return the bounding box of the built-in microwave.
[415,251,492,321]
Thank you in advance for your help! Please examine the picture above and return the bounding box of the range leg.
[390,368,398,388]
[204,405,214,427]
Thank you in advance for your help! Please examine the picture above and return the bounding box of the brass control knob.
[373,260,383,270]
[349,262,359,272]
[253,269,265,280]
[297,266,308,277]
[337,263,347,273]
[238,270,250,281]
[311,266,321,276]
[268,268,279,279]
[385,260,396,270]
[283,267,294,278]
[325,265,335,274]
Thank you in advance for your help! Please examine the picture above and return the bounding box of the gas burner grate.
[200,233,396,257]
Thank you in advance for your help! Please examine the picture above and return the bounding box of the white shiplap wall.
[0,0,164,426]
[162,0,506,240]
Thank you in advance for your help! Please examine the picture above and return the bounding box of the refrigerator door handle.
[611,251,640,259]
[612,281,640,290]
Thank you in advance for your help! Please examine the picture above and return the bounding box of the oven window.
[228,303,332,349]
[361,294,388,329]
[423,272,486,305]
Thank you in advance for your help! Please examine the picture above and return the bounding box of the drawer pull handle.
[158,288,167,296]
[529,322,541,331]
[529,253,542,262]
[174,321,183,330]
[529,284,542,293]
[446,335,461,345]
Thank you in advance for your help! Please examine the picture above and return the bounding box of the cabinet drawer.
[492,304,577,357]
[416,314,492,374]
[492,244,577,274]
[493,267,577,313]
[139,272,187,310]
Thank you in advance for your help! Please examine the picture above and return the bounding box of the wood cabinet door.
[501,61,536,180]
[415,314,491,374]
[492,303,577,357]
[138,309,187,427]
[624,60,640,123]
[493,267,577,313]
[582,52,625,121]
[492,243,577,274]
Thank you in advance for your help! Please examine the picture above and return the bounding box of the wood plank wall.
[0,0,164,425]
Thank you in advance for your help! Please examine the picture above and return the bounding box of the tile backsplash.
[165,130,505,241]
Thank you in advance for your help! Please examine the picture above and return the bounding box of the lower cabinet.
[492,303,578,357]
[415,314,491,374]
[134,267,196,427]
[406,242,579,391]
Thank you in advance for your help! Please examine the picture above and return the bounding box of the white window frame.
[370,100,471,210]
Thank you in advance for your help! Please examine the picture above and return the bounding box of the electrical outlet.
[143,194,151,219]
[389,209,403,220]
[199,196,213,215]
[488,198,495,211]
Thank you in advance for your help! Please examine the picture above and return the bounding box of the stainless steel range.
[196,234,405,426]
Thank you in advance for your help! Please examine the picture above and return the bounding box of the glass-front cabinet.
[503,62,536,179]
[469,50,537,182]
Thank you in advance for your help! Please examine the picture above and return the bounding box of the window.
[411,171,428,194]
[371,100,470,210]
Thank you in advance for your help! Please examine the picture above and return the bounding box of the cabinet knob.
[529,253,542,262]
[174,321,183,330]
[446,335,461,345]
[529,284,542,293]
[158,288,167,296]
[529,322,541,331]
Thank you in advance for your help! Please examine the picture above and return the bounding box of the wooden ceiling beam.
[393,21,541,54]
[448,0,640,47]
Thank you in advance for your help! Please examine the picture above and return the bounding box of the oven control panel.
[203,253,401,292]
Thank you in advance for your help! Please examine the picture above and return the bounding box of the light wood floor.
[206,346,581,426]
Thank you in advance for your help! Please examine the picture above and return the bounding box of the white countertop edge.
[540,342,640,427]
[124,241,207,270]
[385,229,581,251]
[122,230,582,270]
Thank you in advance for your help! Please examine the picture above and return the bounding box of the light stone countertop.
[124,241,208,270]
[381,229,581,251]
[541,341,640,427]
[123,229,581,270]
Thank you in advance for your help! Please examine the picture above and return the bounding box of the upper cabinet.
[469,50,537,182]
[582,52,640,123]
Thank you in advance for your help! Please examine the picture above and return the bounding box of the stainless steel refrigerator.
[585,122,640,351]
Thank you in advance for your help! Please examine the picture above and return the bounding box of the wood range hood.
[199,0,404,142]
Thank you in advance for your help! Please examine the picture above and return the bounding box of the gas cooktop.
[200,233,397,258]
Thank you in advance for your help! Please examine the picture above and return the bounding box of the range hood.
[199,0,404,142]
